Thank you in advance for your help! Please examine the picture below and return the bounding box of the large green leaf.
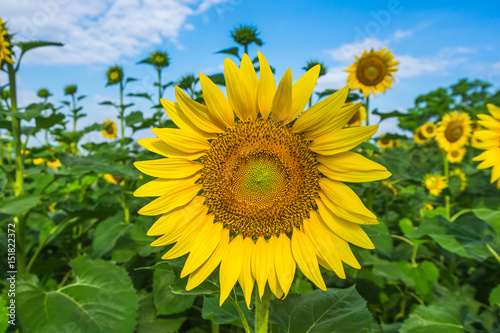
[15,41,63,55]
[58,154,135,177]
[0,194,41,221]
[490,285,500,307]
[92,213,132,257]
[17,256,138,333]
[472,197,500,232]
[269,286,372,332]
[407,215,497,260]
[153,270,196,315]
[0,295,8,333]
[202,295,250,325]
[136,292,185,333]
[400,302,467,333]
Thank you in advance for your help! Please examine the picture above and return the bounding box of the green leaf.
[372,109,407,122]
[489,285,500,307]
[364,220,393,258]
[17,257,138,333]
[400,302,466,333]
[153,270,196,315]
[0,294,8,333]
[58,155,135,177]
[136,292,186,333]
[0,103,45,121]
[208,73,225,86]
[15,41,63,55]
[202,295,250,325]
[407,215,497,260]
[125,111,144,126]
[0,194,41,221]
[371,147,411,179]
[399,218,415,234]
[269,286,372,332]
[92,213,132,257]
[473,197,500,232]
[36,112,65,129]
[216,47,239,58]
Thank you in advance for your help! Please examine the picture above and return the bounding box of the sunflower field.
[1,18,500,333]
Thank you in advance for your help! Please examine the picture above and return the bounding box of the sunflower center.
[106,124,114,134]
[357,56,387,86]
[201,119,319,238]
[417,130,426,141]
[451,151,459,157]
[426,126,434,134]
[381,139,390,145]
[445,122,463,142]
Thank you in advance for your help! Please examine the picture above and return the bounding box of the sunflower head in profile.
[435,111,472,152]
[421,122,437,139]
[472,104,500,189]
[413,127,428,145]
[447,147,466,163]
[424,174,447,196]
[377,133,400,151]
[134,52,391,307]
[346,48,399,98]
[450,168,467,192]
[102,120,118,139]
[345,104,366,127]
[0,18,14,72]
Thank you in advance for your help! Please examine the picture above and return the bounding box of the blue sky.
[3,0,500,143]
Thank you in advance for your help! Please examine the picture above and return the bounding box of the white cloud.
[392,29,413,41]
[494,62,500,69]
[315,67,348,91]
[4,0,227,65]
[327,37,388,62]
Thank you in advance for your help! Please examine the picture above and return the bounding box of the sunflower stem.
[229,290,251,333]
[7,62,22,196]
[365,95,370,127]
[157,68,163,127]
[255,287,271,333]
[486,244,500,264]
[119,80,125,145]
[444,155,450,219]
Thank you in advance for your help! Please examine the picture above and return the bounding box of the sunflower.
[472,104,500,189]
[447,147,466,163]
[435,111,472,152]
[377,133,400,150]
[423,174,447,196]
[102,120,118,139]
[413,127,428,145]
[134,52,391,307]
[0,18,14,69]
[46,159,60,169]
[421,122,437,139]
[346,48,399,98]
[103,173,125,185]
[345,105,366,127]
[450,168,467,191]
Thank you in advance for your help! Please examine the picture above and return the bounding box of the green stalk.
[229,291,251,333]
[44,97,49,145]
[255,287,271,333]
[119,80,125,144]
[122,179,130,224]
[7,63,22,196]
[72,93,77,133]
[157,68,163,127]
[365,95,370,126]
[486,244,500,264]
[444,155,450,220]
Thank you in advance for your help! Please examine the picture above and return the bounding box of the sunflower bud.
[106,65,123,86]
[231,25,261,47]
[37,88,52,98]
[150,50,169,69]
[64,84,77,96]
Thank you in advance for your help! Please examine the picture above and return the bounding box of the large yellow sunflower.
[134,52,391,307]
[102,119,118,139]
[472,104,500,188]
[435,111,472,152]
[0,18,14,67]
[346,48,399,98]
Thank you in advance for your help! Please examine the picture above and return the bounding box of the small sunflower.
[46,159,60,169]
[345,105,366,127]
[102,120,118,139]
[472,104,500,188]
[32,158,44,165]
[0,18,15,69]
[381,180,397,196]
[421,122,437,139]
[447,147,466,163]
[103,174,125,185]
[135,52,391,307]
[346,48,399,98]
[425,203,434,211]
[450,168,467,191]
[106,66,123,86]
[435,111,472,152]
[377,134,400,150]
[413,127,428,145]
[424,174,447,196]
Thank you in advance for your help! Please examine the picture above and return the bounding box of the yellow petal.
[199,73,235,129]
[240,54,259,120]
[316,200,375,249]
[252,237,270,299]
[271,68,293,122]
[134,173,200,197]
[266,236,284,299]
[138,184,201,216]
[181,222,223,277]
[257,51,276,120]
[152,128,211,154]
[175,87,224,134]
[303,217,345,279]
[291,228,326,290]
[238,237,255,309]
[225,57,256,121]
[487,103,500,120]
[309,125,379,156]
[134,158,203,178]
[478,114,500,131]
[137,138,206,160]
[304,102,362,140]
[292,86,348,133]
[284,65,320,124]
[160,99,216,139]
[318,190,378,225]
[187,228,229,290]
[317,152,391,183]
[147,196,205,236]
[162,214,214,259]
[220,235,245,306]
[274,233,295,297]
[474,148,500,169]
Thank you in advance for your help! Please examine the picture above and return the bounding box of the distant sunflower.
[424,174,447,196]
[435,111,471,152]
[0,18,14,69]
[345,105,366,127]
[447,147,466,163]
[46,159,60,169]
[421,122,437,139]
[450,168,467,191]
[472,104,500,188]
[413,127,428,145]
[102,120,118,139]
[103,174,125,185]
[377,134,400,150]
[134,52,391,307]
[346,48,399,98]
